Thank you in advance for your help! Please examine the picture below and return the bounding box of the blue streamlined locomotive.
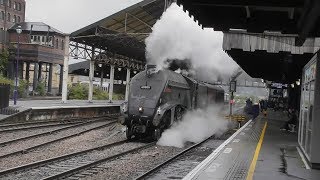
[119,65,224,140]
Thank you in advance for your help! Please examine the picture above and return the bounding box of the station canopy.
[177,0,320,46]
[70,0,167,62]
[177,0,320,83]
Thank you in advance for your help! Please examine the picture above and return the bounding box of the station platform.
[0,99,124,122]
[8,99,124,111]
[184,111,320,180]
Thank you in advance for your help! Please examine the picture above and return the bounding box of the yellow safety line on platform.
[246,121,268,180]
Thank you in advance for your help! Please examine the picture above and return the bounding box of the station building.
[7,22,66,95]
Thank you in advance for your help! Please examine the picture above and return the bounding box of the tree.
[0,49,9,76]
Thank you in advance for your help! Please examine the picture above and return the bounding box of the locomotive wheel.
[175,106,184,121]
[153,128,161,141]
[126,126,133,140]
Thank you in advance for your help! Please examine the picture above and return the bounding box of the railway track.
[0,118,118,159]
[0,117,113,146]
[0,140,155,180]
[0,115,117,133]
[134,136,214,180]
[0,121,82,133]
[135,116,245,179]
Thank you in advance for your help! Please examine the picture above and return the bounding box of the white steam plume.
[145,3,238,81]
[157,106,230,148]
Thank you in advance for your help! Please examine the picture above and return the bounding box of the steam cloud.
[157,106,230,148]
[145,3,238,81]
[146,3,237,147]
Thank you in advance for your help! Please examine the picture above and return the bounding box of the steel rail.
[0,117,113,147]
[0,120,117,159]
[0,139,128,176]
[42,142,156,180]
[0,114,118,129]
[0,121,83,133]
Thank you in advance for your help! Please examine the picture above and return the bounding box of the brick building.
[8,22,66,95]
[0,0,25,49]
[0,0,25,30]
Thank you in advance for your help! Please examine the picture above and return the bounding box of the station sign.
[229,80,237,92]
[270,83,287,89]
[304,62,317,83]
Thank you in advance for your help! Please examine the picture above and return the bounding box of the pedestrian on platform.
[259,99,268,116]
[280,108,298,132]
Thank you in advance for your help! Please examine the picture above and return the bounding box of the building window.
[18,3,21,11]
[13,15,16,22]
[8,0,11,8]
[17,16,20,22]
[1,11,3,20]
[61,40,64,50]
[0,0,3,5]
[48,36,53,46]
[7,13,10,22]
[56,39,59,49]
[13,1,16,9]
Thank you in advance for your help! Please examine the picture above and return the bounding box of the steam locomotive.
[119,65,224,140]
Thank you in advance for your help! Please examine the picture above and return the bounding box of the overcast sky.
[26,0,142,33]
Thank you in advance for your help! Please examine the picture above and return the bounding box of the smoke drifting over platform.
[145,3,238,82]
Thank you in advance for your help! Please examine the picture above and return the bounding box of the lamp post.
[14,25,22,105]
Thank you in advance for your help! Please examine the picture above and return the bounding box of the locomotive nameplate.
[140,85,151,89]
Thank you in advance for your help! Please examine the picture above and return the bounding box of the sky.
[26,0,142,33]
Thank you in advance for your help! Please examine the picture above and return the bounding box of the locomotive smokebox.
[146,64,157,77]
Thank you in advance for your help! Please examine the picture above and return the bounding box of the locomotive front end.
[122,65,166,139]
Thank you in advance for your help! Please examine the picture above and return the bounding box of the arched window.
[18,3,21,11]
[8,0,11,8]
[13,15,16,22]
[7,13,10,22]
[17,16,20,22]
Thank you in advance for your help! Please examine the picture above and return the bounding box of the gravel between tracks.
[79,145,183,180]
[0,120,112,156]
[0,123,126,171]
[1,141,146,180]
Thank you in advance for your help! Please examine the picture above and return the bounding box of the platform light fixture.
[118,67,122,71]
[13,25,22,105]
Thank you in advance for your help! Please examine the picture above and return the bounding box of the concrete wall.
[0,106,120,123]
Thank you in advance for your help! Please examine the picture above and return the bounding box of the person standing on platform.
[259,99,268,116]
[280,108,298,132]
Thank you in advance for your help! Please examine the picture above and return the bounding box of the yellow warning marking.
[246,122,268,180]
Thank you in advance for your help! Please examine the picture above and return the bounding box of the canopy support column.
[61,36,70,103]
[88,48,95,103]
[109,65,115,103]
[125,68,130,101]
